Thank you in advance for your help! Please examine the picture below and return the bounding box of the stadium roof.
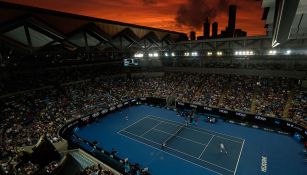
[262,0,307,47]
[0,1,187,52]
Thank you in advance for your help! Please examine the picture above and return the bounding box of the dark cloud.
[142,0,158,5]
[175,0,258,30]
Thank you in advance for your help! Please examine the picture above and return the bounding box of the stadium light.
[235,50,254,56]
[148,53,153,57]
[207,52,212,56]
[134,53,144,58]
[286,50,291,55]
[217,51,223,56]
[165,53,169,57]
[269,50,277,55]
[171,52,175,57]
[184,52,190,56]
[191,52,198,56]
[153,52,159,57]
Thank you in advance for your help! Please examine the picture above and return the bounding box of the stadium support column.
[173,55,177,67]
[0,50,2,61]
[120,35,123,51]
[84,31,90,61]
[200,54,203,67]
[24,25,33,52]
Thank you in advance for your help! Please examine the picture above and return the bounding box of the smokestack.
[190,31,196,40]
[204,18,210,39]
[212,22,218,39]
[228,5,237,37]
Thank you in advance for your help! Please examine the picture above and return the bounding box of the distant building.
[227,5,237,37]
[179,34,189,41]
[212,22,218,39]
[200,5,247,39]
[221,26,229,38]
[234,29,247,37]
[204,18,210,39]
[221,30,227,38]
[197,36,205,40]
[190,31,196,40]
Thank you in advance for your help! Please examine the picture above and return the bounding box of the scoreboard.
[124,58,139,67]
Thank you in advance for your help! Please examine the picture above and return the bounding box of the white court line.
[148,115,243,144]
[120,129,234,173]
[140,121,164,137]
[118,115,151,132]
[148,116,214,137]
[152,128,207,146]
[153,128,206,146]
[214,135,242,144]
[234,139,245,175]
[148,115,244,170]
[117,131,223,175]
[198,135,215,159]
[148,115,244,141]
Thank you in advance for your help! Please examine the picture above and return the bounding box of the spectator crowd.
[0,68,306,175]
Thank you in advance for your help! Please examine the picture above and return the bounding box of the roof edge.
[0,1,186,36]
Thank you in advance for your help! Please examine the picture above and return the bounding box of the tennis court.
[118,115,245,175]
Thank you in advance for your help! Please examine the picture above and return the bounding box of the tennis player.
[220,143,227,154]
[125,112,128,120]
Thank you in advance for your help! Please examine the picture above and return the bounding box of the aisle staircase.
[282,88,295,119]
[192,81,204,102]
[217,83,230,107]
[250,86,259,113]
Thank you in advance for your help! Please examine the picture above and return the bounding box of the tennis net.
[161,123,186,149]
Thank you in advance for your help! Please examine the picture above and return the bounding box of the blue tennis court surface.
[118,116,244,175]
[74,105,307,175]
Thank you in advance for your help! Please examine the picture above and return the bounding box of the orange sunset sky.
[1,0,266,37]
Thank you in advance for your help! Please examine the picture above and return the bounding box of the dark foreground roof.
[0,1,187,52]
